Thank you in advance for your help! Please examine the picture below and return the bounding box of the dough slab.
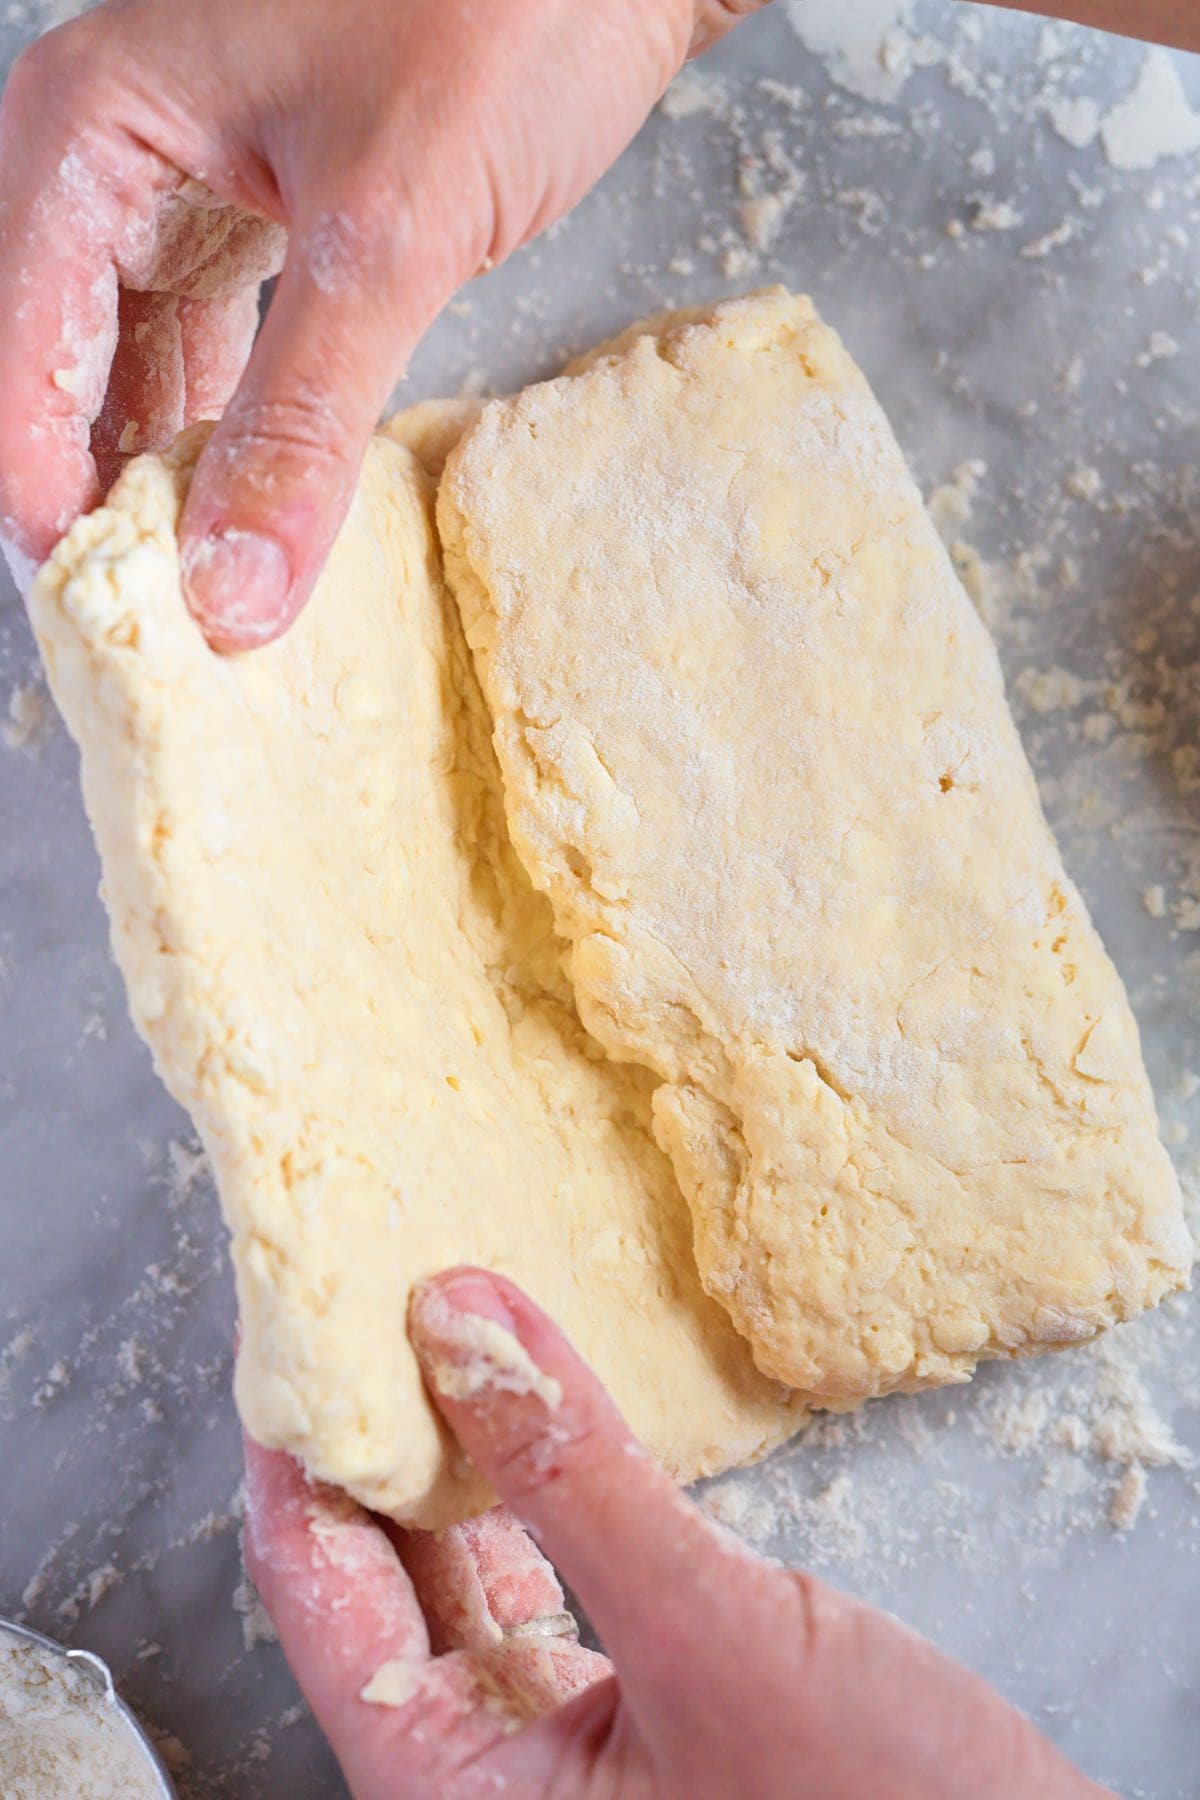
[439,291,1191,1402]
[29,290,1190,1525]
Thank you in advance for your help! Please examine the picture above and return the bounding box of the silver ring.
[501,1611,579,1641]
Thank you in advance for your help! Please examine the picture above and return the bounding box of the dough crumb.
[927,459,986,535]
[233,1564,278,1652]
[360,1658,422,1708]
[1064,465,1102,503]
[971,197,1022,233]
[420,1297,563,1412]
[1108,1464,1147,1531]
[701,1476,780,1549]
[659,70,723,120]
[3,683,50,752]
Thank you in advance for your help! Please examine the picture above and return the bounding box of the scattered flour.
[703,1306,1196,1585]
[1099,49,1200,171]
[783,0,923,106]
[1108,1465,1148,1532]
[702,1475,782,1547]
[1136,330,1180,367]
[1016,665,1090,715]
[1043,95,1101,150]
[56,1563,122,1629]
[1064,465,1102,503]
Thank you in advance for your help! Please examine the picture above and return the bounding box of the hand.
[243,1269,1110,1798]
[0,0,763,643]
[976,2,1200,51]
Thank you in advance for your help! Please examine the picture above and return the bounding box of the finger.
[396,1505,576,1655]
[410,1276,1103,1799]
[468,1634,612,1725]
[178,214,450,651]
[0,135,115,576]
[408,1270,786,1699]
[91,284,261,492]
[91,290,186,492]
[0,31,161,579]
[242,1436,518,1798]
[394,1506,610,1733]
[241,1433,431,1705]
[179,287,262,423]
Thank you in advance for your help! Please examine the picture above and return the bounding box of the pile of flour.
[0,1629,162,1799]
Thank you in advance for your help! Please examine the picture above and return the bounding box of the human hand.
[243,1268,1110,1798]
[0,0,763,645]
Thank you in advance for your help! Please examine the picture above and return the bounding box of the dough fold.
[30,425,800,1528]
[30,290,1189,1523]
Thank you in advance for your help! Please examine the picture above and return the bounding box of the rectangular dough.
[439,290,1192,1402]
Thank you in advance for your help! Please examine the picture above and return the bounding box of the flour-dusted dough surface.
[30,426,800,1528]
[439,290,1192,1402]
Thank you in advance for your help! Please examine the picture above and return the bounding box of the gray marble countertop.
[1,3,1197,1795]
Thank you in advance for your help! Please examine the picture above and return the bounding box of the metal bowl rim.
[0,1614,177,1797]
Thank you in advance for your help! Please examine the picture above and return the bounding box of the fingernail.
[182,527,293,647]
[412,1270,516,1339]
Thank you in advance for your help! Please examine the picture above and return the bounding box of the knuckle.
[786,1566,860,1671]
[300,141,483,297]
[298,182,447,302]
[217,382,358,474]
[489,1410,608,1510]
[690,0,769,51]
[7,12,110,113]
[700,0,767,23]
[6,34,66,111]
[786,1567,827,1660]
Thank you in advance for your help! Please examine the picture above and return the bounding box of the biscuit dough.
[30,427,800,1528]
[439,291,1191,1401]
[30,291,1189,1527]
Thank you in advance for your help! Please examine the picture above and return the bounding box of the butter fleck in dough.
[438,290,1191,1403]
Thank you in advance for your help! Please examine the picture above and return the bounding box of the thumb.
[407,1268,788,1702]
[410,1271,1114,1800]
[179,218,450,652]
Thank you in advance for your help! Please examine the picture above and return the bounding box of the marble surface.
[0,3,1197,1795]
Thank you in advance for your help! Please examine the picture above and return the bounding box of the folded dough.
[30,426,801,1528]
[30,290,1189,1527]
[439,290,1191,1402]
